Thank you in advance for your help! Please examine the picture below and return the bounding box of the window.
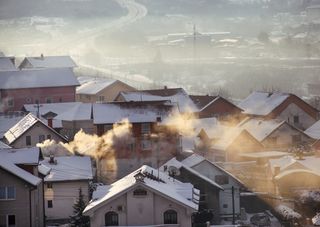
[215,175,229,185]
[48,200,53,208]
[141,123,151,134]
[47,183,53,189]
[47,135,51,140]
[7,98,14,107]
[105,211,118,226]
[8,215,15,227]
[25,97,32,103]
[46,97,52,103]
[133,188,147,196]
[26,136,31,146]
[0,186,15,200]
[59,97,62,102]
[293,115,300,124]
[39,135,45,143]
[104,124,113,132]
[141,139,151,151]
[164,210,177,224]
[99,96,105,102]
[223,204,228,208]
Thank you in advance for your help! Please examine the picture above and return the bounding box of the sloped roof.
[305,120,320,139]
[20,55,76,69]
[142,87,185,96]
[189,95,217,109]
[312,213,320,226]
[238,91,289,116]
[0,113,26,138]
[0,68,79,89]
[24,102,84,128]
[76,78,117,95]
[4,113,66,145]
[0,147,40,165]
[238,118,286,142]
[211,127,245,150]
[0,57,16,71]
[41,156,93,182]
[84,165,199,214]
[54,103,92,121]
[0,141,11,149]
[161,157,223,190]
[93,102,172,124]
[118,89,198,112]
[0,159,41,186]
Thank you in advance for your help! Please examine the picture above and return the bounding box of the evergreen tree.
[70,188,90,227]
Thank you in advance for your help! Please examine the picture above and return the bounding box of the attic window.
[133,188,147,196]
[293,115,299,124]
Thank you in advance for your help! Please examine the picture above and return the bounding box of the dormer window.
[133,188,147,196]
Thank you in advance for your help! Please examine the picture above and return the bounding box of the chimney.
[156,116,162,123]
[164,86,167,89]
[274,166,280,177]
[40,53,44,59]
[47,118,53,128]
[49,155,55,164]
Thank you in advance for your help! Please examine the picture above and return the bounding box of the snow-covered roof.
[118,90,198,112]
[93,103,171,124]
[84,165,199,214]
[240,151,289,159]
[41,156,93,182]
[269,155,320,175]
[54,103,92,121]
[238,91,289,116]
[20,55,76,69]
[0,68,79,89]
[238,118,285,142]
[275,205,301,220]
[4,113,65,145]
[161,157,223,190]
[4,113,39,144]
[305,120,320,139]
[0,141,11,149]
[24,102,84,128]
[0,159,41,186]
[312,213,320,226]
[0,57,16,71]
[0,147,40,165]
[76,78,117,95]
[0,113,26,138]
[38,163,51,176]
[274,168,320,180]
[211,127,245,150]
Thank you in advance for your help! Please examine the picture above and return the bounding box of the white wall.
[88,184,193,227]
[44,181,89,220]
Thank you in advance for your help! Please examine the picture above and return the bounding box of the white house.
[83,165,199,227]
[40,155,93,222]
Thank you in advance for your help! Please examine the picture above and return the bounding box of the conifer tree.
[70,188,90,227]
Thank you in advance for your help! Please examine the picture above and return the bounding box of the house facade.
[83,165,199,227]
[0,147,45,227]
[41,156,93,222]
[76,78,136,103]
[0,68,79,112]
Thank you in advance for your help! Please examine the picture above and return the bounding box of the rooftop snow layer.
[0,147,40,164]
[305,120,320,139]
[4,113,39,144]
[20,55,76,68]
[84,165,199,214]
[54,103,92,121]
[0,141,11,149]
[238,91,289,116]
[0,113,26,138]
[76,78,117,95]
[41,156,93,182]
[0,57,16,71]
[0,159,41,186]
[0,68,79,89]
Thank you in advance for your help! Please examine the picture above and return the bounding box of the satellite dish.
[168,166,180,177]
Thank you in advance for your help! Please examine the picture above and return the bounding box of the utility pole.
[193,24,197,61]
[232,186,235,225]
[34,100,42,118]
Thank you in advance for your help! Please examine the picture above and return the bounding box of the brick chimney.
[47,118,53,128]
